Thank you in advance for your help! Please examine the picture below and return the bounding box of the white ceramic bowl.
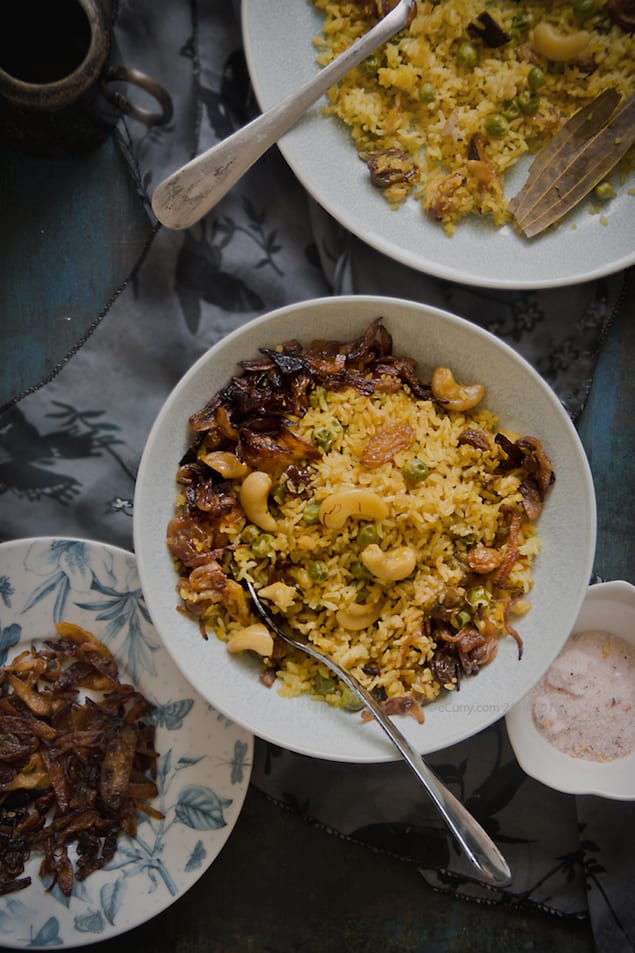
[506,580,635,800]
[133,295,597,763]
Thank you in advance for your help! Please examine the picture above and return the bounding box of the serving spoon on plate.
[245,579,512,887]
[151,0,418,229]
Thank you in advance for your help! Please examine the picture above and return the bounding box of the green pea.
[527,66,546,90]
[467,586,491,607]
[303,499,322,525]
[573,0,598,20]
[314,674,337,695]
[594,181,616,201]
[356,523,379,548]
[456,41,478,68]
[313,427,335,451]
[309,560,329,582]
[484,114,509,138]
[242,523,261,544]
[271,482,286,505]
[511,11,534,31]
[501,99,521,121]
[419,82,436,103]
[359,53,382,79]
[350,560,373,582]
[340,686,364,712]
[518,89,540,114]
[461,533,478,546]
[402,458,430,482]
[510,16,539,42]
[251,533,275,558]
[309,385,327,409]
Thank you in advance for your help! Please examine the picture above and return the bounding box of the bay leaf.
[507,88,622,223]
[517,92,635,237]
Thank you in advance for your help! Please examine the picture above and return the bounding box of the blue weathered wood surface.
[577,273,634,585]
[0,139,151,411]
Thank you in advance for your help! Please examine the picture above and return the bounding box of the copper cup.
[0,0,173,155]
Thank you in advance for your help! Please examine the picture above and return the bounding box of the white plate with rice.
[241,0,635,290]
[134,295,596,763]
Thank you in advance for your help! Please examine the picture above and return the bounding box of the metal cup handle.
[102,65,173,127]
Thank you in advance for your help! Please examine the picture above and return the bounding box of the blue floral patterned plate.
[0,537,253,950]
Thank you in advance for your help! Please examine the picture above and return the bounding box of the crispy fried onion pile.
[167,318,555,716]
[0,623,161,897]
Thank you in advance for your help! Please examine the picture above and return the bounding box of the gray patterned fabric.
[1,2,633,949]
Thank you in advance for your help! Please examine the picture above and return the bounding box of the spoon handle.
[245,580,511,888]
[359,686,512,887]
[151,0,416,229]
[318,654,511,887]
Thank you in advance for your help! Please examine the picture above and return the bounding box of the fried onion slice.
[0,624,162,897]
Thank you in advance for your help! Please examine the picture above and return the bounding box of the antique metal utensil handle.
[151,0,418,229]
[245,580,511,887]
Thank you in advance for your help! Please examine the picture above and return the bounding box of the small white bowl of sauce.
[505,580,635,800]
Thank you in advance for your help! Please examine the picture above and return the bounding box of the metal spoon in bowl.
[244,579,512,888]
[151,0,418,230]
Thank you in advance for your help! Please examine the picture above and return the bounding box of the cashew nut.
[226,623,274,656]
[530,22,589,62]
[258,581,298,611]
[319,488,388,529]
[202,450,249,479]
[431,366,485,412]
[335,602,383,630]
[361,544,417,582]
[239,470,277,532]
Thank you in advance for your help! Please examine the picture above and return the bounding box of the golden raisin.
[467,544,503,574]
[360,425,415,469]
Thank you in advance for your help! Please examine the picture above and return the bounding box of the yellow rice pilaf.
[228,388,539,708]
[311,0,635,232]
[168,322,554,720]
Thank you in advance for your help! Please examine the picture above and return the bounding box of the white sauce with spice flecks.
[530,630,635,762]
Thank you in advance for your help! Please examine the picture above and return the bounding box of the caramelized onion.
[0,624,161,897]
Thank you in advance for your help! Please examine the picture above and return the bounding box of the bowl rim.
[134,294,597,763]
[505,579,635,800]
